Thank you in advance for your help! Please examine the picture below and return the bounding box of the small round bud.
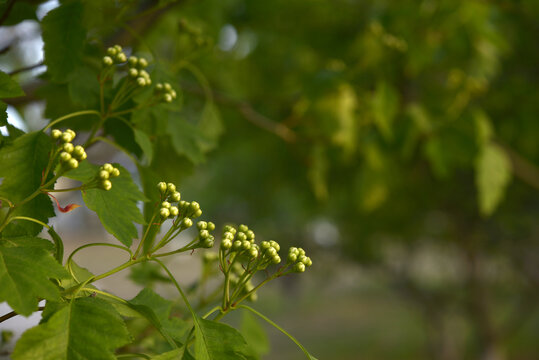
[288,253,297,263]
[249,248,258,259]
[128,68,139,78]
[242,240,251,250]
[298,255,307,264]
[51,129,62,139]
[161,201,171,209]
[233,240,242,251]
[207,222,215,231]
[249,292,258,302]
[289,247,299,256]
[170,89,177,99]
[169,206,179,217]
[294,262,306,273]
[272,255,281,264]
[167,183,176,193]
[266,248,277,257]
[189,201,200,212]
[221,239,232,250]
[59,151,72,162]
[303,257,312,267]
[197,221,208,230]
[102,163,114,173]
[237,232,247,241]
[63,143,74,153]
[115,53,127,63]
[77,151,87,161]
[157,182,167,194]
[138,58,148,68]
[110,168,120,177]
[65,129,76,138]
[156,83,163,91]
[170,191,181,202]
[61,132,73,143]
[238,224,248,233]
[164,83,172,91]
[163,93,172,103]
[102,56,113,66]
[182,217,193,228]
[246,230,255,240]
[269,240,280,251]
[159,207,170,218]
[298,248,305,256]
[106,47,117,56]
[68,158,79,169]
[102,180,112,191]
[199,229,210,239]
[114,45,123,52]
[139,70,149,79]
[73,145,85,156]
[224,232,234,240]
[99,170,110,180]
[128,56,138,66]
[193,209,202,218]
[137,77,147,87]
[260,241,271,250]
[202,238,214,248]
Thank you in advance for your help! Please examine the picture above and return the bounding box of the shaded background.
[1,0,539,359]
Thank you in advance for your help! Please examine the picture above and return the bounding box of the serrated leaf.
[65,163,145,246]
[13,297,131,360]
[0,70,25,98]
[241,310,269,359]
[41,1,86,82]
[194,316,256,360]
[0,237,68,315]
[475,143,512,216]
[0,131,54,236]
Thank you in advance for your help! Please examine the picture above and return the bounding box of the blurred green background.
[1,0,539,359]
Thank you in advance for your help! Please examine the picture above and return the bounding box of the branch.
[0,0,16,26]
[0,306,44,323]
[8,62,45,76]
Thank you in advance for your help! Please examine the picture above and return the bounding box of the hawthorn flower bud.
[169,206,179,217]
[269,240,280,251]
[161,201,171,209]
[189,201,200,212]
[241,240,251,250]
[60,151,72,162]
[197,221,208,230]
[110,168,120,177]
[106,47,117,56]
[115,52,127,63]
[139,70,149,79]
[246,230,255,241]
[167,183,176,193]
[170,89,177,99]
[68,158,79,169]
[170,191,181,202]
[199,229,210,239]
[193,209,202,218]
[136,77,147,87]
[102,56,113,66]
[63,143,74,153]
[260,241,271,251]
[181,217,193,228]
[61,132,73,143]
[138,58,148,68]
[99,170,110,180]
[163,94,172,103]
[266,247,277,257]
[221,239,232,250]
[233,240,242,251]
[224,232,234,240]
[73,145,85,157]
[102,163,114,173]
[157,182,167,194]
[159,207,170,218]
[156,83,163,91]
[294,262,305,273]
[163,83,172,91]
[237,232,247,241]
[249,247,258,259]
[51,129,62,139]
[272,255,281,264]
[102,180,112,191]
[298,248,305,256]
[78,151,87,161]
[288,253,297,263]
[303,257,312,267]
[113,45,123,52]
[238,224,248,233]
[128,68,139,78]
[128,56,138,66]
[207,222,215,231]
[202,237,214,248]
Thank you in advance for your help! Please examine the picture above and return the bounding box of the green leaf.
[66,163,145,247]
[240,310,269,359]
[0,131,54,236]
[0,70,25,98]
[475,143,512,216]
[68,65,100,107]
[134,128,154,163]
[129,288,172,322]
[0,1,37,26]
[0,237,68,316]
[168,117,206,164]
[372,81,398,140]
[194,316,255,360]
[13,297,132,360]
[151,348,194,360]
[41,1,86,82]
[0,100,7,126]
[197,103,224,153]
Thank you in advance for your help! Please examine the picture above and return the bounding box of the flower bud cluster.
[156,181,203,222]
[197,220,216,248]
[127,56,151,87]
[287,247,312,273]
[103,45,127,66]
[155,82,177,103]
[51,129,87,169]
[98,163,120,191]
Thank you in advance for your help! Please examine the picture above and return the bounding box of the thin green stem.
[82,288,127,303]
[67,243,132,280]
[0,196,14,208]
[202,306,221,320]
[239,305,314,360]
[43,110,101,131]
[151,258,196,316]
[134,213,157,259]
[7,216,50,230]
[41,185,85,193]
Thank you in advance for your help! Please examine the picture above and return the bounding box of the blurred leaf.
[198,103,224,152]
[169,116,206,164]
[0,70,25,98]
[0,1,37,26]
[473,109,494,146]
[134,128,154,163]
[68,65,100,107]
[372,81,398,140]
[475,143,512,216]
[0,100,6,126]
[240,310,269,359]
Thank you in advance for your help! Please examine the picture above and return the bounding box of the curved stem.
[202,306,221,320]
[43,110,101,131]
[7,216,50,230]
[81,288,127,304]
[151,258,196,316]
[239,305,315,360]
[67,243,132,280]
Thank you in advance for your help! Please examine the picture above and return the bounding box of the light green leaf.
[13,297,131,360]
[168,117,206,164]
[0,131,54,236]
[0,237,68,315]
[41,1,86,82]
[0,70,25,98]
[134,129,154,163]
[197,103,224,152]
[151,348,194,360]
[241,310,269,359]
[194,316,255,360]
[372,81,398,140]
[129,288,172,322]
[475,143,512,216]
[66,163,146,247]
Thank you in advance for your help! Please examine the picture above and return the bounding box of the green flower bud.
[288,253,297,263]
[115,52,127,63]
[249,247,258,259]
[78,151,87,161]
[102,56,113,66]
[249,292,258,302]
[61,132,73,143]
[224,232,234,240]
[68,158,79,169]
[242,240,251,250]
[193,209,202,218]
[238,224,248,233]
[161,201,171,209]
[289,247,299,256]
[73,145,85,156]
[233,240,242,251]
[99,170,110,180]
[294,262,305,273]
[157,182,167,194]
[170,89,177,99]
[260,241,271,250]
[128,56,138,66]
[202,238,214,248]
[51,129,62,139]
[110,168,120,177]
[167,183,176,193]
[221,239,232,250]
[272,255,281,264]
[113,45,123,52]
[128,68,138,78]
[303,257,312,267]
[65,129,76,138]
[189,201,200,212]
[59,151,72,162]
[182,217,193,228]
[246,230,255,240]
[207,222,215,231]
[298,248,305,256]
[138,58,148,68]
[102,179,112,191]
[63,143,74,153]
[269,240,280,251]
[237,232,247,241]
[199,229,210,239]
[298,255,307,264]
[103,163,114,173]
[159,207,170,218]
[266,247,277,257]
[164,83,172,91]
[156,83,163,91]
[106,47,117,56]
[139,70,149,79]
[169,206,179,217]
[137,77,147,87]
[163,93,172,103]
[197,221,208,230]
[170,191,181,202]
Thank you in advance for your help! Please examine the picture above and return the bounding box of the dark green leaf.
[13,297,131,360]
[240,310,269,359]
[134,128,154,163]
[0,1,37,26]
[372,81,398,140]
[41,1,86,82]
[197,103,223,152]
[0,70,25,98]
[0,100,7,126]
[168,117,206,164]
[0,237,68,315]
[68,65,100,107]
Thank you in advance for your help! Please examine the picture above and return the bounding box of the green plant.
[0,38,316,359]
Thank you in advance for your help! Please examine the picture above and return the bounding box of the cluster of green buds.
[196,220,216,248]
[218,224,313,309]
[127,55,151,87]
[155,82,177,103]
[97,163,120,191]
[51,129,87,169]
